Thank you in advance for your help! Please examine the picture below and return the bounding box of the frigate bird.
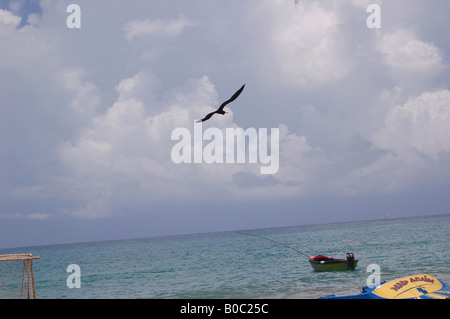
[195,84,245,122]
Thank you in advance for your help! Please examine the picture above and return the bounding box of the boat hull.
[309,259,358,271]
[308,254,358,271]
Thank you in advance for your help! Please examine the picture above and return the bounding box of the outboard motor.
[347,253,355,270]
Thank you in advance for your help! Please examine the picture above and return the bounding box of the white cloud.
[124,13,198,42]
[59,74,219,217]
[248,1,353,88]
[57,68,101,118]
[0,8,21,26]
[344,0,374,8]
[27,212,51,220]
[57,70,321,217]
[343,89,450,193]
[0,10,57,71]
[379,28,444,80]
[372,89,450,159]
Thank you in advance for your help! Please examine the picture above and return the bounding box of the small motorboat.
[238,206,404,273]
[308,253,358,271]
[320,274,450,299]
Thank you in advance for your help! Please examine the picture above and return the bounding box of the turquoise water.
[1,215,449,299]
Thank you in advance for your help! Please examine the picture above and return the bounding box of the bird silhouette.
[196,84,245,122]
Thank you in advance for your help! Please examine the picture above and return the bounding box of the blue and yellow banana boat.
[321,274,450,299]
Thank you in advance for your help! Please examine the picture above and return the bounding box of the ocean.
[1,214,449,299]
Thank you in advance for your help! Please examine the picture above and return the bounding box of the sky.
[1,0,449,249]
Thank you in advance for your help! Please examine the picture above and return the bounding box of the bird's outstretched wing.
[217,84,245,112]
[195,111,216,123]
[195,84,245,122]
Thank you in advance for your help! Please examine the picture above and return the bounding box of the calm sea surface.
[1,215,449,299]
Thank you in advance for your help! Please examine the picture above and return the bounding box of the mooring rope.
[236,204,405,261]
[329,203,405,258]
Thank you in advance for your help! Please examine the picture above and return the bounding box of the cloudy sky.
[1,0,449,248]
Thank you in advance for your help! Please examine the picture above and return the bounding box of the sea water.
[0,214,448,299]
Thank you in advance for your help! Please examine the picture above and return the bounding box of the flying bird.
[196,84,245,123]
